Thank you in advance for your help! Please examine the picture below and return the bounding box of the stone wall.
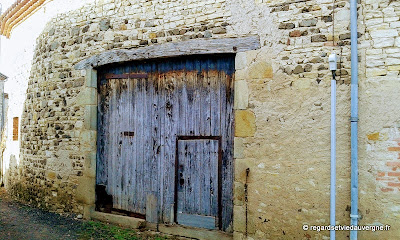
[358,0,400,239]
[232,0,399,239]
[0,0,399,239]
[5,0,234,213]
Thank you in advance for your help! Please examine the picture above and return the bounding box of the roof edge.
[0,0,47,38]
[0,72,8,81]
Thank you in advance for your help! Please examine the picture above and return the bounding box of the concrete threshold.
[91,211,232,240]
[91,211,146,229]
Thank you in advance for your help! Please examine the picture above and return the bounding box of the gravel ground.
[0,188,194,240]
[0,188,83,240]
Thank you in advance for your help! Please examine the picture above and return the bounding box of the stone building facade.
[0,0,399,239]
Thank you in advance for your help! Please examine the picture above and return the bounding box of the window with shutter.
[13,117,18,141]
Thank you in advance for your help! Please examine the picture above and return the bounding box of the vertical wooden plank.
[156,65,163,223]
[117,77,122,210]
[210,139,219,218]
[202,140,211,216]
[125,72,133,212]
[131,73,139,213]
[104,75,112,189]
[185,140,192,214]
[120,78,126,211]
[105,74,112,191]
[219,61,228,229]
[110,77,116,207]
[179,67,187,137]
[188,140,194,214]
[221,57,235,230]
[195,140,202,214]
[192,62,201,215]
[148,62,160,221]
[189,141,196,214]
[138,69,146,214]
[132,75,138,212]
[163,65,179,223]
[122,74,133,211]
[176,140,185,214]
[175,61,187,222]
[181,140,188,213]
[108,79,116,207]
[96,75,107,186]
[159,63,166,222]
[100,79,108,186]
[200,66,211,136]
[114,77,121,209]
[209,60,221,137]
[115,70,123,210]
[119,71,127,210]
[144,67,151,210]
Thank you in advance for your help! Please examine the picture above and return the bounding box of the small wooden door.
[176,138,220,229]
[97,54,234,231]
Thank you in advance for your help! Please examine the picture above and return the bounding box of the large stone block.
[388,65,400,71]
[395,37,400,47]
[83,204,95,220]
[83,151,97,178]
[366,68,387,77]
[235,110,256,137]
[248,62,273,79]
[370,29,398,39]
[80,130,97,151]
[373,38,394,48]
[234,80,249,110]
[233,205,246,233]
[233,231,245,240]
[234,137,244,159]
[234,158,254,183]
[293,78,311,90]
[86,69,97,88]
[234,181,245,206]
[235,70,246,80]
[235,52,247,70]
[75,87,97,106]
[104,31,115,41]
[84,105,97,131]
[386,58,400,65]
[76,176,96,205]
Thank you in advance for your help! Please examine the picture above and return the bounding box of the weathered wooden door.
[97,54,234,231]
[176,138,220,229]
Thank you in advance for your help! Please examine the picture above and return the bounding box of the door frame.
[75,36,261,236]
[174,136,222,229]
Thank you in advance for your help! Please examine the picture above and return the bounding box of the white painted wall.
[0,0,96,183]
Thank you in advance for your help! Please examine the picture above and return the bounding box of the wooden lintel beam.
[105,73,148,79]
[75,36,261,70]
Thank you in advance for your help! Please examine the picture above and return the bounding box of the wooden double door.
[96,55,234,231]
